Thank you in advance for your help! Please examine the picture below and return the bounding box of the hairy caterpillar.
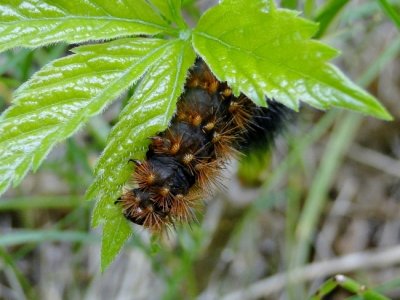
[116,58,289,232]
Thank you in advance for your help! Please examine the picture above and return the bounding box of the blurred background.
[0,0,400,299]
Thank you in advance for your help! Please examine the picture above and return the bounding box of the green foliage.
[88,40,195,270]
[0,0,393,269]
[192,0,391,118]
[310,275,390,300]
[0,37,170,194]
[0,0,175,52]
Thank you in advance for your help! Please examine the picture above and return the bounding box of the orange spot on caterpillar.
[187,77,200,88]
[186,62,219,94]
[150,131,183,156]
[192,114,202,127]
[170,142,181,155]
[159,187,170,197]
[221,87,232,98]
[207,80,219,94]
[176,111,188,122]
[176,102,204,126]
[203,121,215,132]
[182,153,195,165]
[167,131,183,154]
[150,136,170,155]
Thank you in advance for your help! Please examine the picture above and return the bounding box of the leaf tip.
[100,217,132,272]
[373,107,394,121]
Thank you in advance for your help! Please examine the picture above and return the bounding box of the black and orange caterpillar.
[116,58,288,232]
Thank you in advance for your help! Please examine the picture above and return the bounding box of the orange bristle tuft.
[142,208,169,233]
[170,190,202,223]
[153,186,173,211]
[133,161,156,189]
[118,189,140,213]
[229,95,253,129]
[150,136,171,155]
[212,124,243,159]
[165,130,183,155]
[170,194,192,222]
[194,159,224,191]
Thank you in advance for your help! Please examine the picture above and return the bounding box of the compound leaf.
[192,0,392,120]
[86,39,195,270]
[0,37,171,197]
[0,0,174,53]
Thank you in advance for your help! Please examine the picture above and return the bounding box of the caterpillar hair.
[116,57,290,232]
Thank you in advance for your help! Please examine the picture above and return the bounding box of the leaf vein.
[0,16,170,32]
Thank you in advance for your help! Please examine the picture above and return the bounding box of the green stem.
[377,0,400,30]
[292,112,361,267]
[310,275,391,300]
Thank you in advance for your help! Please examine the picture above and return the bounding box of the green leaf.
[0,0,175,53]
[192,0,392,120]
[101,206,133,271]
[0,37,172,196]
[87,39,195,268]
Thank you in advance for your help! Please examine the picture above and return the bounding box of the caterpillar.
[116,58,289,232]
